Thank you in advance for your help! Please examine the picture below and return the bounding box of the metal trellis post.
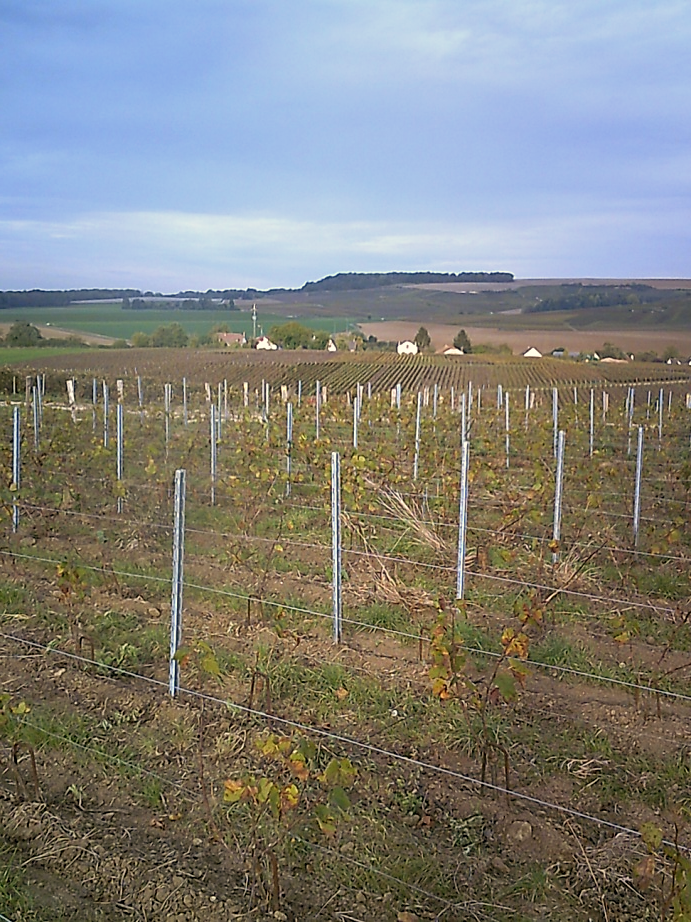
[169,469,186,697]
[331,452,342,643]
[633,426,644,547]
[456,440,470,600]
[552,430,566,563]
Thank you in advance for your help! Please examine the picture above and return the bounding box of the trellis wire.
[2,630,688,852]
[2,544,688,699]
[18,496,691,570]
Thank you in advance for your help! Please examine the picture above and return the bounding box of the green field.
[0,303,353,340]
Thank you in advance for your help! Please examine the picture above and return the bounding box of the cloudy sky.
[1,0,689,291]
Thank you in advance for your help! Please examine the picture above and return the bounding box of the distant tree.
[268,321,330,349]
[150,323,189,348]
[414,326,431,351]
[452,329,472,352]
[130,331,151,347]
[662,345,679,362]
[600,341,627,360]
[635,350,659,363]
[4,322,42,347]
[310,330,331,349]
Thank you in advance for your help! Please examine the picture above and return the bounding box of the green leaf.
[640,822,663,851]
[493,672,517,702]
[200,653,221,677]
[314,804,337,836]
[329,786,351,812]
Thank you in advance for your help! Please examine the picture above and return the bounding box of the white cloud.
[1,198,689,289]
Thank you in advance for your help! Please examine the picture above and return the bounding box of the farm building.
[397,340,419,355]
[255,336,278,351]
[522,347,542,358]
[326,338,338,352]
[217,332,247,347]
[438,345,465,355]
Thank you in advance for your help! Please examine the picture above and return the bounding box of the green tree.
[414,326,431,351]
[150,323,189,348]
[452,329,472,352]
[268,321,330,349]
[4,322,42,347]
[600,341,627,360]
[130,331,151,347]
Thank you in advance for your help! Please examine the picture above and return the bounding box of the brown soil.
[358,321,691,356]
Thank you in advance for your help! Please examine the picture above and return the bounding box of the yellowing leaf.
[640,822,663,851]
[633,855,656,891]
[223,779,245,803]
[281,784,300,811]
[288,756,310,781]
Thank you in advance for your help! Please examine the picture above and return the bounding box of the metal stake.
[169,469,186,697]
[455,440,470,600]
[331,452,342,643]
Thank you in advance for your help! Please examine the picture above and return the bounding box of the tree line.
[0,289,141,309]
[301,271,513,293]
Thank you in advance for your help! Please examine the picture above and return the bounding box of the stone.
[506,820,533,844]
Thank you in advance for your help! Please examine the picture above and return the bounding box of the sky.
[1,0,690,291]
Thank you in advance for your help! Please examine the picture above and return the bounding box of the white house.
[326,338,338,352]
[397,340,419,355]
[255,336,278,351]
[440,345,464,355]
[522,347,542,358]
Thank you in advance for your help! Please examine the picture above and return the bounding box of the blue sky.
[1,0,690,290]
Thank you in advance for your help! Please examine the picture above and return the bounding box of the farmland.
[0,303,352,343]
[1,350,691,921]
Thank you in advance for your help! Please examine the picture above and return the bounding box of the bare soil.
[359,320,691,356]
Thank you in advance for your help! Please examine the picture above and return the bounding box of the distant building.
[522,347,542,358]
[326,338,338,352]
[397,340,419,355]
[438,345,465,355]
[217,332,247,347]
[255,336,278,351]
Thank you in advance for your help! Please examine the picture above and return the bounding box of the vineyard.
[23,346,691,396]
[1,352,691,921]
